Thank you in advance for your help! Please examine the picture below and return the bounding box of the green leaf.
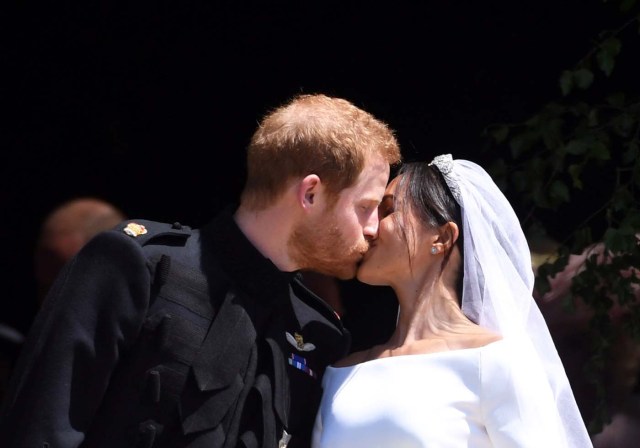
[525,114,541,127]
[543,102,566,115]
[542,118,564,150]
[491,125,509,144]
[532,179,551,209]
[565,139,589,155]
[611,187,633,211]
[620,222,639,238]
[621,210,640,232]
[560,70,574,96]
[550,147,566,171]
[509,132,537,158]
[550,180,570,203]
[606,92,625,107]
[588,141,610,160]
[604,228,630,253]
[619,0,637,12]
[559,294,577,314]
[597,37,622,77]
[573,68,594,89]
[602,36,622,56]
[571,102,590,117]
[568,164,583,189]
[597,51,615,77]
[611,113,636,138]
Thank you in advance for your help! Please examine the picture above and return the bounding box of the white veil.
[429,154,592,448]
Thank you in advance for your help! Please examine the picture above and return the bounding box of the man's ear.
[297,174,321,210]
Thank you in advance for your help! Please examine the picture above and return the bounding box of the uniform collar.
[201,206,299,306]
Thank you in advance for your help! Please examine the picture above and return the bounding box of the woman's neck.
[384,282,499,356]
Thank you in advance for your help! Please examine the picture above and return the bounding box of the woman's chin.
[356,267,384,286]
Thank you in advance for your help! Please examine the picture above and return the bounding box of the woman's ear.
[432,222,459,253]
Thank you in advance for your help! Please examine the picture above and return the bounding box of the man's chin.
[303,252,362,280]
[334,271,355,281]
[329,262,359,281]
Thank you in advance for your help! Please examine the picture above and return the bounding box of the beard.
[288,213,369,280]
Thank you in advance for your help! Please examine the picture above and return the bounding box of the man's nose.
[363,210,380,240]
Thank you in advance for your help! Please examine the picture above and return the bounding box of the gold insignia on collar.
[286,331,316,352]
[123,222,148,237]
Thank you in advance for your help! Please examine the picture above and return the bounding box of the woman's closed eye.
[378,195,395,219]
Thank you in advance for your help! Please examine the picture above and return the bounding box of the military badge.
[288,353,317,378]
[123,222,148,237]
[286,331,316,352]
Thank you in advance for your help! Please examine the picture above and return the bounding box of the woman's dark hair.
[393,161,464,298]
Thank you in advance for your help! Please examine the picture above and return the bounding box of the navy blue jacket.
[0,209,350,447]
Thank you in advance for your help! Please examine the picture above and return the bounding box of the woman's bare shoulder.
[470,329,503,348]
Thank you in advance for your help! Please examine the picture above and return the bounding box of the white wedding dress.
[312,339,569,448]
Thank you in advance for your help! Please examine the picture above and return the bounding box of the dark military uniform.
[0,208,350,447]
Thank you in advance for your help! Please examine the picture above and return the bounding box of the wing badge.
[286,331,316,352]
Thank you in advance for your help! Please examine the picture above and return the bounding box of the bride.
[312,155,592,447]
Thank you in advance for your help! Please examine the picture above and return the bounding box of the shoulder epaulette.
[116,219,192,246]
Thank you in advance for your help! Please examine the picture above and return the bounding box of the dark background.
[0,1,621,340]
